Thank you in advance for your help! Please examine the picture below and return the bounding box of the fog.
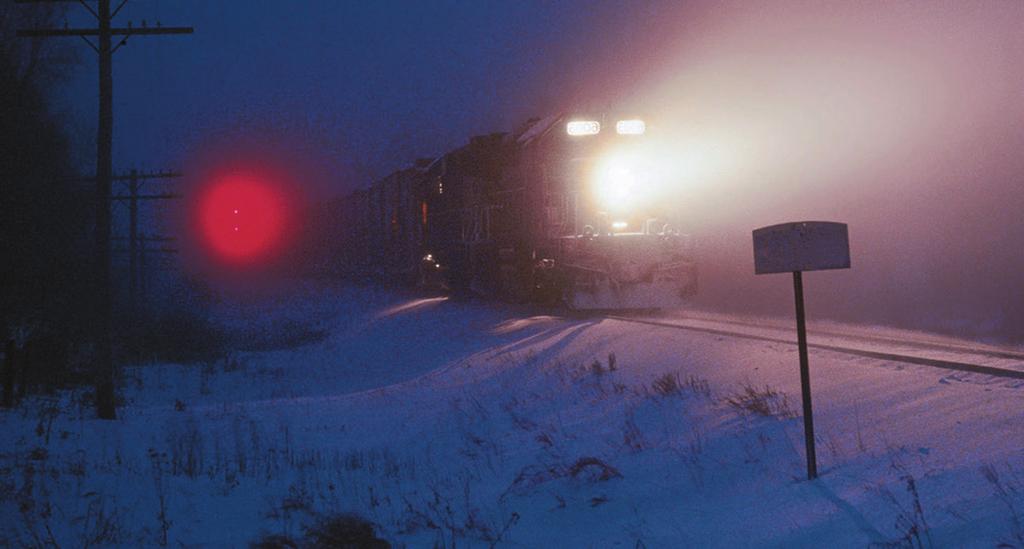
[92,1,1024,340]
[578,1,1024,342]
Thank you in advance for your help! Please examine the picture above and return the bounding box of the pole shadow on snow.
[810,480,887,544]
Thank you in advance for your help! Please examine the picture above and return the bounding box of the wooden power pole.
[18,0,191,420]
[109,169,182,317]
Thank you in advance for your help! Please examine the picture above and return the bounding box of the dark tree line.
[1,5,94,404]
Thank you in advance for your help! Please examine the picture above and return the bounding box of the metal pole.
[94,0,116,420]
[793,270,817,479]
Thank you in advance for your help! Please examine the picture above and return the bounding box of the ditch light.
[566,119,646,136]
[566,120,601,136]
[615,119,646,135]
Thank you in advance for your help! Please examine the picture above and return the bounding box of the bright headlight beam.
[593,154,639,211]
[567,120,600,136]
[615,119,646,135]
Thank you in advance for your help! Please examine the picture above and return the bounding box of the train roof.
[515,114,561,145]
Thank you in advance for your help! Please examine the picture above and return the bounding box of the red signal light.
[197,173,288,263]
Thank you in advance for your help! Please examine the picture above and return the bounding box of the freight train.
[317,115,698,310]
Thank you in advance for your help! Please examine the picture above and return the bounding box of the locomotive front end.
[559,117,698,310]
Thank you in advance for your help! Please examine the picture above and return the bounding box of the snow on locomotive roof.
[423,154,445,172]
[516,114,560,145]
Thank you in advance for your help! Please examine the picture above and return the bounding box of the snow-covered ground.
[4,281,1024,547]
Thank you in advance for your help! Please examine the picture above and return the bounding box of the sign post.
[753,221,850,480]
[792,269,815,479]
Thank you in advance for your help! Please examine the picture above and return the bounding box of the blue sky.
[56,0,665,197]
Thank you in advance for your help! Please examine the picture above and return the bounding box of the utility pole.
[120,169,178,361]
[114,169,181,362]
[65,170,183,321]
[18,0,191,420]
[109,170,182,317]
[139,233,148,303]
[129,169,139,315]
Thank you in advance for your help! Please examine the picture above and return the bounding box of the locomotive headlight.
[590,147,667,213]
[593,153,642,211]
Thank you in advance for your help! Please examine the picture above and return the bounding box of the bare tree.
[1,2,90,404]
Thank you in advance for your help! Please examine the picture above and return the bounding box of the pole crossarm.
[109,193,182,200]
[113,171,183,180]
[112,235,175,241]
[18,27,193,37]
[63,171,183,183]
[112,247,178,254]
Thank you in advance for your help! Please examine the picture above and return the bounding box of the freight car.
[323,114,698,310]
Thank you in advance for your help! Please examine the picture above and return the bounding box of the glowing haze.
[582,1,1024,341]
[89,1,1023,339]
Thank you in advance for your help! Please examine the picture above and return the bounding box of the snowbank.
[2,282,1023,546]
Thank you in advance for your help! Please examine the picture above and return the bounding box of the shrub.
[683,374,712,398]
[981,463,1024,547]
[250,534,299,548]
[251,513,390,549]
[652,372,711,399]
[304,514,390,548]
[724,383,796,419]
[651,372,681,396]
[568,457,624,482]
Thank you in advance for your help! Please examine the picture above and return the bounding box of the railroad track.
[606,315,1024,381]
[672,313,1024,362]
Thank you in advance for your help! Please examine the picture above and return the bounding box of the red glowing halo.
[197,173,289,263]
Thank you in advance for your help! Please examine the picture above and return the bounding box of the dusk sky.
[50,0,1024,337]
[57,0,668,196]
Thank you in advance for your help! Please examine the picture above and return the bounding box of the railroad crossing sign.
[753,221,850,480]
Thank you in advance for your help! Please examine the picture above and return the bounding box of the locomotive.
[320,114,698,310]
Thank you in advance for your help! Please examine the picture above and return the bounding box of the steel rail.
[606,316,1024,381]
[672,313,1024,362]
